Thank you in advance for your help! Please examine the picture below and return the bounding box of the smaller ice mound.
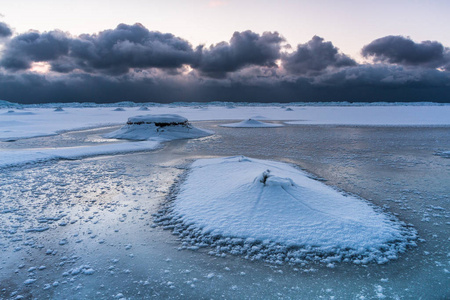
[435,151,450,158]
[104,114,212,141]
[54,107,64,112]
[138,106,149,111]
[220,119,283,128]
[113,107,125,111]
[157,156,416,265]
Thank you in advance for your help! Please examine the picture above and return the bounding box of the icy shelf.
[156,156,416,264]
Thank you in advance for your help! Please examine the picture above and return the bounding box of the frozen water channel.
[0,122,449,299]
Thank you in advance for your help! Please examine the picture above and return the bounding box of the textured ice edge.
[154,158,417,266]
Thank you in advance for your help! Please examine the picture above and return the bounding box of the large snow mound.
[156,156,416,264]
[104,114,212,141]
[220,119,283,128]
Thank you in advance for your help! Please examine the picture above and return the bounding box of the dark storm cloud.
[0,22,449,103]
[1,63,449,103]
[65,23,198,74]
[0,30,70,70]
[193,31,284,77]
[0,23,198,74]
[281,36,356,75]
[362,35,449,69]
[0,22,12,38]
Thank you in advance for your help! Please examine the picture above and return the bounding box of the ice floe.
[220,119,283,128]
[104,114,212,141]
[156,156,416,264]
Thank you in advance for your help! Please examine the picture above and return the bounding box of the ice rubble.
[104,114,212,141]
[220,119,283,128]
[156,156,416,264]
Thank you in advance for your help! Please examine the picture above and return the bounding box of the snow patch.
[0,141,159,168]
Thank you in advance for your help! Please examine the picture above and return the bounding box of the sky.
[0,0,450,103]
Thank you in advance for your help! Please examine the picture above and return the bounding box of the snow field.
[1,104,449,141]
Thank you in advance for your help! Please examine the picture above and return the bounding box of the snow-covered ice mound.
[156,156,416,265]
[104,114,212,141]
[220,119,283,128]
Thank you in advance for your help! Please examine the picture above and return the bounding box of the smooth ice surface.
[220,119,283,128]
[104,114,212,141]
[0,104,449,141]
[0,141,159,168]
[172,156,408,252]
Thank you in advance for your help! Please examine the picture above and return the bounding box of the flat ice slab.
[162,156,415,264]
[104,114,212,141]
[220,119,283,128]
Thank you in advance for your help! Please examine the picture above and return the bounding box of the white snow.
[0,104,448,141]
[220,119,283,128]
[161,156,415,263]
[0,141,159,168]
[104,114,212,141]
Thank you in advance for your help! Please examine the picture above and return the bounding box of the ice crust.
[220,119,283,128]
[104,114,212,141]
[157,156,416,264]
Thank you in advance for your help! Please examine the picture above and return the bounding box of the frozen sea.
[0,117,449,298]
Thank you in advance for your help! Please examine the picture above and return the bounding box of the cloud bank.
[0,23,449,103]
